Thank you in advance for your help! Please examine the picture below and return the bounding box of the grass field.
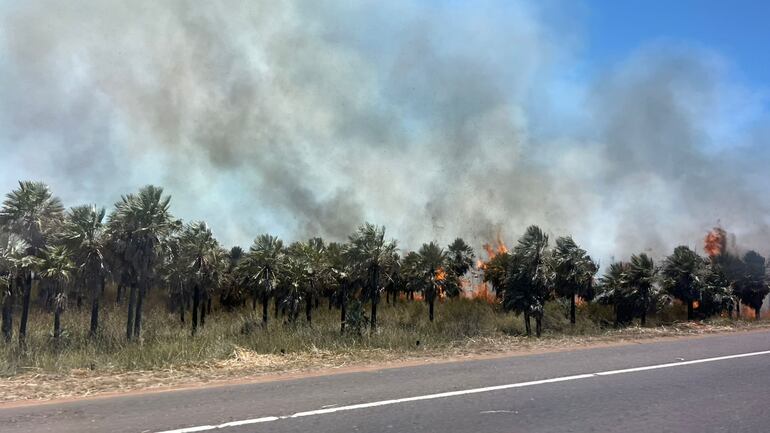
[1,297,766,402]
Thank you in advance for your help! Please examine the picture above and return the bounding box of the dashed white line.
[156,349,770,433]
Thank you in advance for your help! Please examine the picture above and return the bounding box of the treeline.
[0,182,767,348]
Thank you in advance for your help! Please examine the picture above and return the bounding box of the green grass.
[0,296,745,376]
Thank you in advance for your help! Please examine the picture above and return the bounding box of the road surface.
[2,330,770,433]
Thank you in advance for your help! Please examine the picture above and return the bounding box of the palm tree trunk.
[570,294,576,325]
[687,300,694,321]
[524,311,531,337]
[116,283,124,305]
[340,298,347,334]
[133,285,144,339]
[736,299,741,319]
[207,297,212,315]
[18,273,33,347]
[2,286,14,343]
[180,299,185,324]
[370,299,378,331]
[429,298,435,322]
[53,306,62,340]
[755,307,761,321]
[641,308,647,327]
[192,284,200,335]
[126,284,137,340]
[89,278,103,338]
[200,295,207,328]
[535,313,542,338]
[305,292,312,325]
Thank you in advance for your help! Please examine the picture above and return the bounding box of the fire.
[435,267,446,281]
[704,227,726,258]
[692,300,700,310]
[478,232,509,271]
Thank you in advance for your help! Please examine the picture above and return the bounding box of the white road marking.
[156,349,770,433]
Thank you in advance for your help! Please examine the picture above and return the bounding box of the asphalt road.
[2,330,770,433]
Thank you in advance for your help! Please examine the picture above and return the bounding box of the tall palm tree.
[0,181,64,346]
[107,185,176,340]
[176,222,225,335]
[239,234,284,326]
[626,253,657,326]
[661,246,704,320]
[326,242,358,333]
[503,226,550,337]
[61,205,108,337]
[298,238,331,325]
[219,246,246,310]
[346,223,397,331]
[550,236,597,325]
[0,234,32,342]
[39,246,74,342]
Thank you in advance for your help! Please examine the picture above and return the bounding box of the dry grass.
[1,298,768,403]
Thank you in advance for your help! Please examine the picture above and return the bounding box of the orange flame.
[435,267,446,281]
[704,227,726,258]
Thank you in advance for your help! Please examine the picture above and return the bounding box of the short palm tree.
[503,226,550,337]
[550,236,597,325]
[597,261,631,326]
[61,205,108,337]
[239,234,284,326]
[447,238,475,277]
[626,253,658,326]
[346,223,397,331]
[39,246,74,341]
[0,181,64,346]
[0,234,32,342]
[416,242,450,322]
[107,185,176,340]
[661,246,704,320]
[176,222,225,335]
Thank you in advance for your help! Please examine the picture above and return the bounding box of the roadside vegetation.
[0,181,768,381]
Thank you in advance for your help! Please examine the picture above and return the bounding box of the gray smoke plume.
[0,0,768,265]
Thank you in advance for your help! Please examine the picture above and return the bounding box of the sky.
[0,0,769,266]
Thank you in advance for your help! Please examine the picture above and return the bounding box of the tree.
[597,261,632,326]
[0,181,64,347]
[550,236,597,325]
[700,262,733,318]
[107,185,176,340]
[220,246,246,310]
[297,238,331,325]
[239,234,284,326]
[626,253,657,326]
[61,205,108,337]
[661,246,704,320]
[347,223,397,331]
[503,226,551,337]
[326,242,356,333]
[0,234,33,342]
[39,246,74,342]
[735,251,768,320]
[481,251,511,296]
[415,242,450,322]
[176,222,225,335]
[447,238,475,277]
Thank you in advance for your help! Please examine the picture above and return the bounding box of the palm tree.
[39,246,74,342]
[597,261,632,326]
[239,234,284,326]
[550,236,597,325]
[416,242,450,322]
[220,246,246,310]
[0,181,64,346]
[61,205,108,337]
[700,262,733,318]
[447,238,475,277]
[176,222,225,335]
[503,226,551,337]
[735,251,768,320]
[626,253,657,326]
[661,246,704,320]
[0,234,32,342]
[107,185,176,340]
[346,223,397,331]
[298,238,331,325]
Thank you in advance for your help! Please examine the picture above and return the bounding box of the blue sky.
[583,0,770,88]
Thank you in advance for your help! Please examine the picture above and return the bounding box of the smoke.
[0,0,768,265]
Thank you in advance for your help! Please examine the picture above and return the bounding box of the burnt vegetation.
[0,181,767,363]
